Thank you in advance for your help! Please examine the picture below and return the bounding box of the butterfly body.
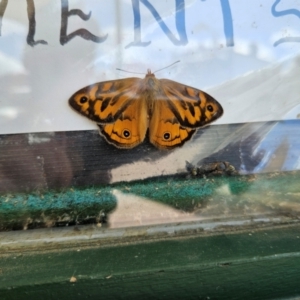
[69,70,223,150]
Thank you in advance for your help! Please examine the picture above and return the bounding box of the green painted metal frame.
[1,224,300,299]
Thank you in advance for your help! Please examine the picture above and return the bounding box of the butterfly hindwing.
[149,98,196,150]
[98,98,148,149]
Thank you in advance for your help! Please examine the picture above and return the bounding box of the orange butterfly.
[69,70,223,150]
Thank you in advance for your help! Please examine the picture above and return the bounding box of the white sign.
[0,0,300,134]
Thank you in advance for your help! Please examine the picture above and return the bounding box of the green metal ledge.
[1,223,300,300]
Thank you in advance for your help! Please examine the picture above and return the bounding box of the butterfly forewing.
[159,79,223,128]
[69,78,143,123]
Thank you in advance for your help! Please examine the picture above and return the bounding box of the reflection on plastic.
[0,120,299,194]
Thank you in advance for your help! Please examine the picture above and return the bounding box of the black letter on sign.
[60,0,107,45]
[126,0,188,48]
[27,0,47,46]
[0,0,8,36]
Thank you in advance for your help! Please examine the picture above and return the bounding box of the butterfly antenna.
[116,68,145,75]
[153,60,180,74]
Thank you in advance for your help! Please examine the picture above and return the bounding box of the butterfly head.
[146,69,155,77]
